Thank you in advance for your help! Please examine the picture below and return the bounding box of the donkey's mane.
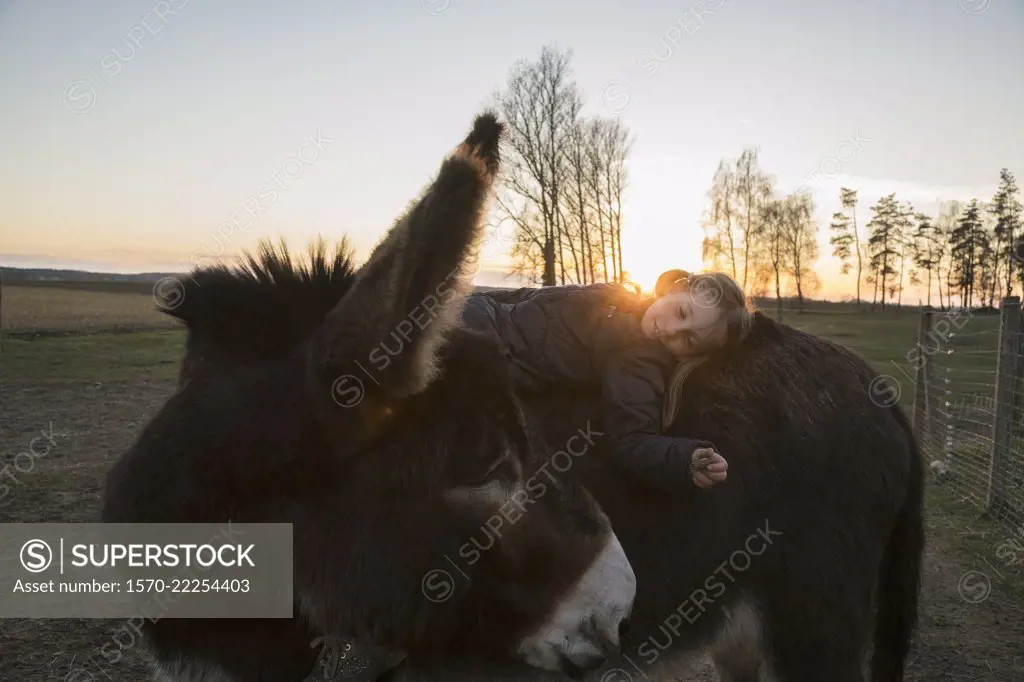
[165,238,357,359]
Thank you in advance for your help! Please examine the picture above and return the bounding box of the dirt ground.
[1,377,1023,681]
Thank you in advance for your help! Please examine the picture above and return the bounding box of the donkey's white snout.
[516,533,636,674]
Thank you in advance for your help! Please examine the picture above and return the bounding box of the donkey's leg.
[767,648,864,682]
[761,602,869,682]
[707,598,766,682]
[712,655,763,682]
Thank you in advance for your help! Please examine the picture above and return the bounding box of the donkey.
[101,113,636,681]
[383,307,925,681]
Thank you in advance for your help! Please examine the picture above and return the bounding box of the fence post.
[988,296,1022,515]
[913,308,934,447]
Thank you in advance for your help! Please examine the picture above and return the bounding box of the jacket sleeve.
[601,349,715,492]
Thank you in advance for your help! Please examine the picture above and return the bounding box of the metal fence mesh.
[924,309,1024,537]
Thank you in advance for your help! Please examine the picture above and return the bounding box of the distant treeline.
[1,268,176,296]
[1,267,173,283]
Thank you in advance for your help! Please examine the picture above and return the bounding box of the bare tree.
[734,147,771,289]
[783,191,818,311]
[583,119,611,281]
[495,47,634,286]
[557,93,588,284]
[602,119,632,283]
[495,46,577,286]
[761,194,790,320]
[703,160,739,278]
[562,110,592,284]
[580,117,633,283]
[504,202,547,285]
[702,150,772,288]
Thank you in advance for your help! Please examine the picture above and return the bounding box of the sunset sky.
[1,0,1021,298]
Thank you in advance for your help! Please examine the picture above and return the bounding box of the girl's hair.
[661,270,756,350]
[657,270,756,429]
[654,268,690,298]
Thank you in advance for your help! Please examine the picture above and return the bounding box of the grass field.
[4,283,1003,405]
[1,281,1022,681]
[3,284,177,337]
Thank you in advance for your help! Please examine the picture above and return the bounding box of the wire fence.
[916,299,1024,538]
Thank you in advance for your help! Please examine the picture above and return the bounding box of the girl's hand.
[691,447,728,488]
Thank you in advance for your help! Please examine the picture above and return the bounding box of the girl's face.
[641,291,727,357]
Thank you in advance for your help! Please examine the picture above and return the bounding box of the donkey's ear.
[305,113,504,433]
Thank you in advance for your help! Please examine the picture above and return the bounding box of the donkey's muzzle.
[515,532,636,675]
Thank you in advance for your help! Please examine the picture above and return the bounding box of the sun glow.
[620,157,710,293]
[623,236,706,294]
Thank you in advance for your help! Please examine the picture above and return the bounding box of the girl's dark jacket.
[462,283,713,491]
